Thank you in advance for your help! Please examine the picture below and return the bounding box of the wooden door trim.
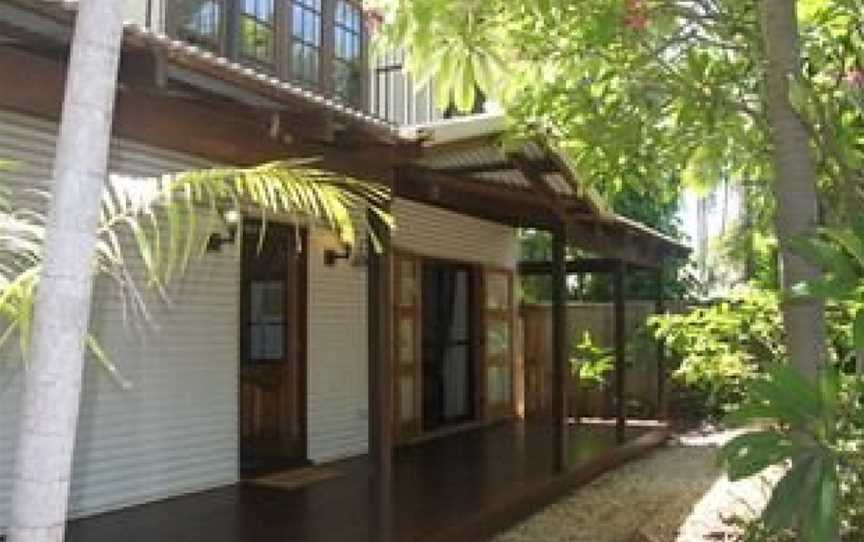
[393,250,494,442]
[237,219,308,469]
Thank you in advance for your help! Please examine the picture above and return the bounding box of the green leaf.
[719,430,797,480]
[763,452,821,532]
[800,458,840,542]
[853,310,864,352]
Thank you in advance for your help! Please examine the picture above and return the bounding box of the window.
[334,0,363,102]
[484,270,514,416]
[290,0,323,85]
[167,0,366,103]
[241,221,304,365]
[238,0,276,67]
[248,280,286,360]
[177,0,224,49]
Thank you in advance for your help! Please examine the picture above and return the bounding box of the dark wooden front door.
[240,220,307,474]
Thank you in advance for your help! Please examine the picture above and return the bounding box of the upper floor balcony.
[131,0,442,125]
[139,0,367,107]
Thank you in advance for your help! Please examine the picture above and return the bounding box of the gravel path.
[495,431,776,542]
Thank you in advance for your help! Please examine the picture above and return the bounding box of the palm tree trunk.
[760,0,826,382]
[8,1,125,541]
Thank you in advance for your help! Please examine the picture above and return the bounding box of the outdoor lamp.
[323,244,352,266]
[207,207,240,252]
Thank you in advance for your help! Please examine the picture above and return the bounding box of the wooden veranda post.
[655,264,668,419]
[551,225,569,471]
[613,261,627,444]
[368,207,394,482]
[368,203,395,541]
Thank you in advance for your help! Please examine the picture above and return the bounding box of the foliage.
[716,223,864,542]
[720,366,864,542]
[374,0,864,286]
[792,218,864,371]
[650,287,785,414]
[0,159,389,382]
[570,331,614,386]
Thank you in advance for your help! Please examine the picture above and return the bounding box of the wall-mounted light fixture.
[207,208,240,252]
[323,244,352,266]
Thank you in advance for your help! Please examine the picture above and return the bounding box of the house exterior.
[0,0,688,534]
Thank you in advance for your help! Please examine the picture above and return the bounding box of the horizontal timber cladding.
[391,198,520,270]
[0,109,239,527]
[306,223,371,463]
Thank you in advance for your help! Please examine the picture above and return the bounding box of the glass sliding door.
[393,253,422,441]
[421,261,474,431]
[483,269,514,419]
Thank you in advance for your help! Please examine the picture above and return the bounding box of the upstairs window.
[238,0,276,68]
[167,0,367,105]
[177,0,224,50]
[290,0,323,86]
[334,0,363,103]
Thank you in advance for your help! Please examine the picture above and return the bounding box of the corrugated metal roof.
[3,0,398,137]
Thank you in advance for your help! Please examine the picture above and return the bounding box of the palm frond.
[0,158,391,385]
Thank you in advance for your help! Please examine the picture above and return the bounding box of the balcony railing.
[371,49,441,126]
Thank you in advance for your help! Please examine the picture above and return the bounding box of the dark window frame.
[287,0,324,87]
[333,0,363,104]
[167,0,368,104]
[237,0,279,70]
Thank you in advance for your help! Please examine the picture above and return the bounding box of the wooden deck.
[65,421,668,542]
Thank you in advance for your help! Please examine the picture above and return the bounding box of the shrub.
[569,331,614,386]
[720,367,864,541]
[649,287,785,416]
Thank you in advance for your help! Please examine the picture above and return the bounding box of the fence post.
[552,224,569,471]
[613,261,627,444]
[655,263,668,420]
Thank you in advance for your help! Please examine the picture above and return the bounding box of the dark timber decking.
[66,421,668,542]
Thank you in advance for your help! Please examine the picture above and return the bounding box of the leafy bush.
[720,366,864,541]
[717,222,864,542]
[569,331,614,386]
[649,287,785,416]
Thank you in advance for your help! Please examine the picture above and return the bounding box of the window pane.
[248,280,285,360]
[398,317,415,366]
[399,260,416,307]
[486,320,511,357]
[334,0,363,101]
[292,3,304,36]
[334,60,362,101]
[486,273,510,310]
[400,377,415,422]
[289,0,322,85]
[239,0,275,64]
[179,0,222,45]
[487,365,512,406]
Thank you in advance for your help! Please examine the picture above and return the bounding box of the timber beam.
[396,164,559,228]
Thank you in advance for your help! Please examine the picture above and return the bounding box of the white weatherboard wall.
[0,110,522,527]
[306,227,370,463]
[0,110,239,528]
[305,198,519,464]
[392,198,519,270]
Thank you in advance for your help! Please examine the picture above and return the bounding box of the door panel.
[240,220,307,472]
[421,261,474,430]
[394,253,422,441]
[483,269,515,419]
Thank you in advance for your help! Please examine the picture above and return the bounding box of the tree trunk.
[760,0,825,382]
[8,1,125,541]
[696,195,708,285]
[742,183,756,282]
